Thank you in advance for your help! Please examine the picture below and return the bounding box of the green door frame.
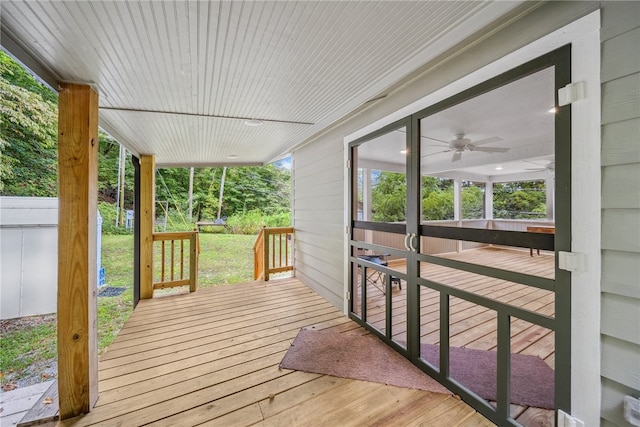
[348,45,571,426]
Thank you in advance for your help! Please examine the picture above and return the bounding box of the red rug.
[280,328,554,409]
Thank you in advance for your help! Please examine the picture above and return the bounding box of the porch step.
[17,380,58,427]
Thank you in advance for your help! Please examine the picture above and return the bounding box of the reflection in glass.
[353,127,407,224]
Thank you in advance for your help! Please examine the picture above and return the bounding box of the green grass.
[0,232,259,386]
[0,322,57,383]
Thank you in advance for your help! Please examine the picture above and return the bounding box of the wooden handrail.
[153,230,199,293]
[253,227,294,281]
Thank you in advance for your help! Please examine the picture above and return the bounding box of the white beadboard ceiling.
[1,1,525,167]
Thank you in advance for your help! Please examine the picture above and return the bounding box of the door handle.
[404,233,411,251]
[409,233,417,252]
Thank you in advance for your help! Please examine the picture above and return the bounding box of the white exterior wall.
[290,2,640,425]
[599,2,640,426]
[0,197,58,319]
[292,139,346,309]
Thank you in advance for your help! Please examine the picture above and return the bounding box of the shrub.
[225,210,291,235]
[98,202,131,235]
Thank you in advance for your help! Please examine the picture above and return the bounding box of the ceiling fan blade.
[452,151,462,162]
[423,149,452,157]
[471,146,510,153]
[422,135,449,145]
[473,136,503,146]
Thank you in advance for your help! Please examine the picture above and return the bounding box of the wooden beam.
[140,155,156,299]
[57,83,99,419]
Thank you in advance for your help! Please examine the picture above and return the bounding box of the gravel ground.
[0,314,58,390]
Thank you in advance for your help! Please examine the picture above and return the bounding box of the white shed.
[0,197,58,319]
[0,197,103,320]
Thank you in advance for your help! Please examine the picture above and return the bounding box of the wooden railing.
[253,227,294,281]
[153,230,199,292]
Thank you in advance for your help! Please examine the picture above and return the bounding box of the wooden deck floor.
[58,277,493,427]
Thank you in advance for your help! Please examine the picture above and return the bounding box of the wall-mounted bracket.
[558,251,585,272]
[558,81,585,106]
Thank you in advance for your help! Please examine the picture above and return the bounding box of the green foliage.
[493,181,546,219]
[462,184,484,219]
[423,188,454,220]
[371,171,406,222]
[98,201,131,235]
[421,177,455,221]
[225,210,291,235]
[2,51,291,226]
[98,133,134,207]
[0,51,57,103]
[157,165,291,227]
[1,51,58,196]
[218,166,291,217]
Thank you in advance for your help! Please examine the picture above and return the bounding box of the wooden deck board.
[56,251,556,427]
[57,276,495,427]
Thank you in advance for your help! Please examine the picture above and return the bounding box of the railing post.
[263,228,270,281]
[189,232,198,292]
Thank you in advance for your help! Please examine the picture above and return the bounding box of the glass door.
[348,46,571,426]
[349,118,413,352]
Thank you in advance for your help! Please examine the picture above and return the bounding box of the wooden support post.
[140,155,156,299]
[57,83,99,419]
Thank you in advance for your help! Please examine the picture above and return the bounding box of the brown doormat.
[280,328,555,409]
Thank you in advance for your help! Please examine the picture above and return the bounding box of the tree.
[0,51,58,196]
[98,132,134,206]
[493,180,546,219]
[371,171,406,222]
[423,188,454,220]
[156,164,291,222]
[1,50,292,224]
[462,184,484,219]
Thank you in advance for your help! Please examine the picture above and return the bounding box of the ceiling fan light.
[227,154,239,159]
[495,165,503,171]
[548,107,558,114]
[244,119,264,127]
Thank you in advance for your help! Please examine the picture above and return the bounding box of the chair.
[358,253,402,294]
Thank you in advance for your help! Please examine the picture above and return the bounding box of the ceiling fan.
[525,160,555,172]
[425,133,509,162]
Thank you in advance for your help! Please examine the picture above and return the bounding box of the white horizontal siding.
[295,209,343,223]
[601,163,640,209]
[292,131,345,311]
[601,209,640,253]
[601,27,640,83]
[601,292,640,344]
[601,250,640,299]
[601,377,640,426]
[601,118,640,166]
[602,73,640,125]
[292,155,344,181]
[600,2,640,425]
[601,335,640,391]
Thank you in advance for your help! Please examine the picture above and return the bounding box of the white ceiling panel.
[2,0,525,166]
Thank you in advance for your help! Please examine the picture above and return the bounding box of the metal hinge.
[345,225,350,235]
[558,251,585,272]
[346,159,351,169]
[346,291,351,301]
[558,81,585,106]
